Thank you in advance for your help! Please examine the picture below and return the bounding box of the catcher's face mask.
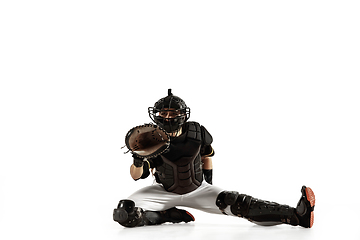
[148,89,190,133]
[149,108,189,133]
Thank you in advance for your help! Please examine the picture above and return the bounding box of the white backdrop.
[1,1,359,239]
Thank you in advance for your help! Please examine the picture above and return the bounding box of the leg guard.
[113,199,195,228]
[216,191,299,226]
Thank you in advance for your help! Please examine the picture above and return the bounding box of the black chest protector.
[154,122,212,194]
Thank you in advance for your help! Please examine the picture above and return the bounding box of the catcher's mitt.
[125,123,170,158]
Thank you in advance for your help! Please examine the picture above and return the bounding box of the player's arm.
[124,123,169,180]
[201,156,213,170]
[201,145,214,184]
[130,155,151,180]
[199,125,214,184]
[202,156,213,184]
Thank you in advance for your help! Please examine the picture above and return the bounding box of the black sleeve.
[203,169,213,184]
[200,145,215,157]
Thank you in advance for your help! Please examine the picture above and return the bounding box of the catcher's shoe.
[295,186,315,228]
[144,207,195,225]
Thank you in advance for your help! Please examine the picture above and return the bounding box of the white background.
[1,1,359,239]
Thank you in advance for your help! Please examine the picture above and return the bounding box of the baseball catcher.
[113,89,315,228]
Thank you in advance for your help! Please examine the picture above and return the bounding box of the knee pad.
[117,199,135,213]
[216,191,239,211]
[216,191,252,217]
[230,194,252,217]
[113,199,144,227]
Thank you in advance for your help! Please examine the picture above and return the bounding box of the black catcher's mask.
[148,89,190,133]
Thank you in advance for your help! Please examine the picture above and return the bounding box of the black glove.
[133,155,144,168]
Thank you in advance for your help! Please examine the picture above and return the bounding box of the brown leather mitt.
[125,123,170,158]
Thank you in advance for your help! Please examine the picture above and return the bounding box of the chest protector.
[155,122,212,194]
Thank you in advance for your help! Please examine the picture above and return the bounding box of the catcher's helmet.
[148,89,190,133]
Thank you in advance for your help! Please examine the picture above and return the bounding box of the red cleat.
[296,186,315,228]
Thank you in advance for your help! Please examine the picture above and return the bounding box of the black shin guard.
[216,191,299,226]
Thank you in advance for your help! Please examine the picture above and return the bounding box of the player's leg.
[113,184,194,227]
[181,181,225,214]
[216,186,315,228]
[181,183,315,228]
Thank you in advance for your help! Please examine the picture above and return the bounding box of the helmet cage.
[148,89,190,133]
[148,107,190,133]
